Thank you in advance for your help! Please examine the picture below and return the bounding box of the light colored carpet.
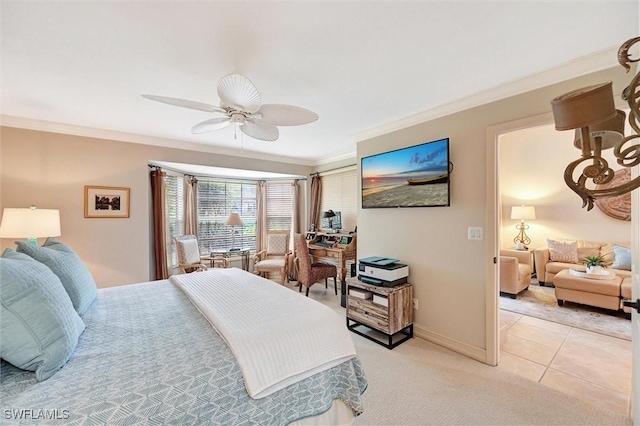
[500,283,631,341]
[290,282,632,425]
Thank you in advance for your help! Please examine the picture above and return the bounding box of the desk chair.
[293,233,337,297]
[174,235,209,274]
[253,230,291,285]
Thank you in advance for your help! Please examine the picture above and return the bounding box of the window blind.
[197,179,257,254]
[266,182,293,232]
[319,168,357,233]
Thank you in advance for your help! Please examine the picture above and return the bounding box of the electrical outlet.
[413,298,418,310]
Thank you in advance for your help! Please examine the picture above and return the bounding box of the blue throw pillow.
[611,244,632,271]
[16,237,97,315]
[0,249,85,381]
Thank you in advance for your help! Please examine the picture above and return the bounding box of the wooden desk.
[307,233,357,307]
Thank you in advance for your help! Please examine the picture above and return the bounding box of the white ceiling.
[2,2,638,166]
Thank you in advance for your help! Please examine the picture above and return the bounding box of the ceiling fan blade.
[217,74,262,114]
[240,122,279,141]
[191,117,232,134]
[256,104,319,126]
[142,94,226,113]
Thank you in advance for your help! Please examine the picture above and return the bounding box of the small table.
[208,248,251,271]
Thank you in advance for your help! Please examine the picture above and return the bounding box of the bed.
[1,263,367,425]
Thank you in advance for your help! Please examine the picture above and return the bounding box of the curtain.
[309,173,321,232]
[289,180,301,280]
[184,175,198,236]
[256,180,267,252]
[150,169,169,280]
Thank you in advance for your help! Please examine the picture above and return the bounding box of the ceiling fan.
[142,73,318,142]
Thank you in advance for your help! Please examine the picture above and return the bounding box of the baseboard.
[413,324,488,364]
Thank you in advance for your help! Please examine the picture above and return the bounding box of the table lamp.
[226,212,244,251]
[0,205,61,245]
[510,205,535,249]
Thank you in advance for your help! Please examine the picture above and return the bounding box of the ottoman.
[554,269,622,311]
[621,278,632,319]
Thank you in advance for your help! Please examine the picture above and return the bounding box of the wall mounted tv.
[361,138,450,208]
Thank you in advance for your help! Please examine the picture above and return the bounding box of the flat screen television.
[361,138,450,208]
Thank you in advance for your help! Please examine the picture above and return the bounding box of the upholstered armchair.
[174,235,209,274]
[253,231,291,285]
[499,249,532,299]
[293,234,337,297]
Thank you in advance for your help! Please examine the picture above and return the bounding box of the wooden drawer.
[324,250,340,259]
[347,297,389,333]
[309,248,326,257]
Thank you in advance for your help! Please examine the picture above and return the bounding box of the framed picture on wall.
[84,186,130,218]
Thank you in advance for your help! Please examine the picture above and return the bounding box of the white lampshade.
[510,205,536,221]
[0,207,61,243]
[226,212,244,226]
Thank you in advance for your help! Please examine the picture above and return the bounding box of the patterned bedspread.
[0,279,367,425]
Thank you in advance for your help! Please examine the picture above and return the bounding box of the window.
[266,182,293,232]
[197,179,257,254]
[319,167,357,233]
[165,174,184,268]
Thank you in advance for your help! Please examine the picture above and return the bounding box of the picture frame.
[84,186,130,218]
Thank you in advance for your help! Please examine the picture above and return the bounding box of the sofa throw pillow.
[16,238,97,315]
[611,244,632,271]
[547,239,579,264]
[0,249,85,381]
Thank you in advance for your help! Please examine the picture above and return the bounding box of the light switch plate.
[468,226,483,240]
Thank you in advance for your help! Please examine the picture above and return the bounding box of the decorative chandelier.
[550,37,640,210]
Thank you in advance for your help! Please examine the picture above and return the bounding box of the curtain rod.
[148,163,307,182]
[310,164,357,176]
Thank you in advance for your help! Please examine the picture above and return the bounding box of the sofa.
[534,239,632,313]
[534,240,632,286]
[499,249,532,299]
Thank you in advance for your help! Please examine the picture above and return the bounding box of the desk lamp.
[0,205,61,246]
[226,212,244,251]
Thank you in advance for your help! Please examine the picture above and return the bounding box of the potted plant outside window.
[585,255,607,274]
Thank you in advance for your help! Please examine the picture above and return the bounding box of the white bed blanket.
[169,268,357,399]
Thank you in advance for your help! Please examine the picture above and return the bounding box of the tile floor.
[499,309,632,417]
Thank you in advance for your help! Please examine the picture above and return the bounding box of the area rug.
[500,283,631,341]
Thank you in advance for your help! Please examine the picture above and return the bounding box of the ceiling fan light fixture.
[142,73,318,142]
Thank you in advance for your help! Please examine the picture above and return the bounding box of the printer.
[358,256,409,287]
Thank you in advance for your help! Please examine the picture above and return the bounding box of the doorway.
[489,114,635,417]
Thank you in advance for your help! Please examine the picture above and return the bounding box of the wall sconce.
[226,212,244,251]
[0,205,61,245]
[550,37,640,210]
[510,205,536,248]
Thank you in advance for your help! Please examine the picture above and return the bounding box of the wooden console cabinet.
[346,277,413,349]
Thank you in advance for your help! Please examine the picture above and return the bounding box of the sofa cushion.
[547,239,579,264]
[577,240,603,262]
[611,244,632,271]
[621,278,632,299]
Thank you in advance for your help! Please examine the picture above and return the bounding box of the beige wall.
[500,123,632,248]
[0,128,312,287]
[356,65,632,356]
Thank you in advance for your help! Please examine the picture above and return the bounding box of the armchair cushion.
[266,233,289,255]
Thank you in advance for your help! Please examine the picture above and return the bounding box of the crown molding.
[0,115,317,167]
[352,44,622,143]
[312,149,357,166]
